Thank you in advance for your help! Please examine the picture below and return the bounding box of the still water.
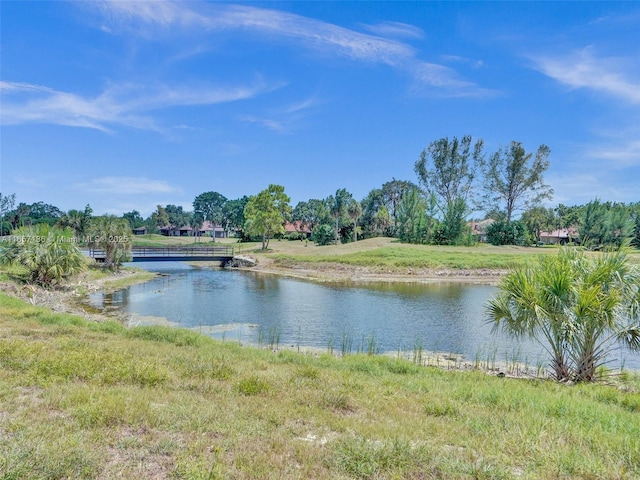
[89,263,639,370]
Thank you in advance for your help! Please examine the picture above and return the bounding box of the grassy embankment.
[132,234,640,272]
[1,291,640,479]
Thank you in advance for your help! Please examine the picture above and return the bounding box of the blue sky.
[1,1,639,217]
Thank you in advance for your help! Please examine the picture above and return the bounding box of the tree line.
[2,135,640,251]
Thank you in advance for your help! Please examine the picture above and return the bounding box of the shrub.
[0,225,85,286]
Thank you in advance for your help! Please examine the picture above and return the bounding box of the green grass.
[269,245,551,271]
[131,234,224,248]
[1,291,639,479]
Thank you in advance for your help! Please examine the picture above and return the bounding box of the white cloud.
[0,79,279,132]
[360,21,425,40]
[74,177,180,195]
[589,140,640,168]
[531,48,640,104]
[238,115,284,132]
[92,0,492,96]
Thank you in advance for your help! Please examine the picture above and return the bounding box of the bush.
[0,225,85,286]
[313,223,335,246]
[486,220,528,246]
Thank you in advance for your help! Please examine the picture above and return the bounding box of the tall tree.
[88,215,132,270]
[224,196,249,237]
[481,142,552,224]
[396,186,436,244]
[24,202,62,225]
[164,205,192,229]
[360,188,386,239]
[122,210,144,230]
[244,185,291,250]
[347,199,363,242]
[521,206,556,243]
[57,204,93,239]
[292,199,329,234]
[415,135,483,244]
[0,192,16,235]
[381,178,415,233]
[193,191,228,231]
[328,188,353,245]
[151,205,170,230]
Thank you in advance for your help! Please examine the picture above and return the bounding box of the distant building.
[468,219,496,243]
[284,221,312,239]
[159,221,229,238]
[539,228,579,245]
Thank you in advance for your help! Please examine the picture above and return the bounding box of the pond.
[88,263,639,371]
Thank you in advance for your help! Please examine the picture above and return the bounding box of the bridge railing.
[88,245,235,259]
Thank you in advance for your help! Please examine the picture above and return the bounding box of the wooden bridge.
[88,246,235,263]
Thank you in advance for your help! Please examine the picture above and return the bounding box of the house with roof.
[284,221,312,239]
[539,228,579,245]
[468,219,495,243]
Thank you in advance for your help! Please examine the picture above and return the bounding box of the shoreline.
[227,254,507,286]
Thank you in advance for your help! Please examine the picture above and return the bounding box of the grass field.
[1,291,639,479]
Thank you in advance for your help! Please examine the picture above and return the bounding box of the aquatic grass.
[340,330,354,356]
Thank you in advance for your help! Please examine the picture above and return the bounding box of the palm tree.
[486,247,640,382]
[0,225,85,286]
[347,199,362,242]
[88,216,132,270]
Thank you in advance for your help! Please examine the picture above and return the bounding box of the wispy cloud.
[239,95,320,133]
[531,48,640,104]
[74,177,180,195]
[93,0,493,97]
[0,79,280,132]
[360,21,425,40]
[589,140,640,168]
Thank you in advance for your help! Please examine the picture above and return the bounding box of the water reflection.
[88,264,639,370]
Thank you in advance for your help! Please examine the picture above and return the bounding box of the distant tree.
[328,188,353,244]
[88,216,132,270]
[312,223,335,246]
[0,192,16,235]
[578,199,633,249]
[224,196,249,237]
[122,210,144,230]
[555,204,582,230]
[360,189,386,238]
[433,198,472,246]
[485,220,528,246]
[151,205,170,230]
[415,135,483,244]
[193,191,227,231]
[0,225,85,286]
[381,178,415,234]
[57,204,93,239]
[165,205,192,229]
[244,185,291,250]
[22,201,62,226]
[487,247,640,382]
[630,203,640,248]
[191,213,205,242]
[292,199,330,234]
[480,142,553,224]
[605,203,634,248]
[521,206,556,243]
[347,199,363,242]
[11,203,31,228]
[397,187,437,244]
